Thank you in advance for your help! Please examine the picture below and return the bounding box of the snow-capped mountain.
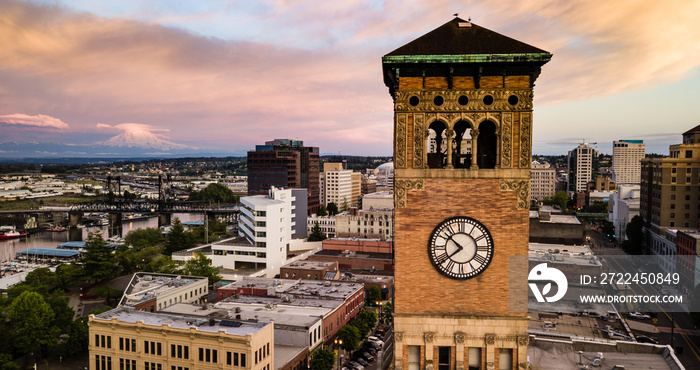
[101,127,195,150]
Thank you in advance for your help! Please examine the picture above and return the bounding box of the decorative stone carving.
[519,112,532,168]
[517,335,529,346]
[456,361,465,370]
[395,332,404,342]
[393,89,532,112]
[424,332,436,343]
[500,180,530,210]
[395,179,424,208]
[501,113,513,168]
[414,114,424,168]
[425,360,434,370]
[485,334,496,345]
[486,361,495,370]
[467,113,485,126]
[396,114,407,168]
[455,333,466,344]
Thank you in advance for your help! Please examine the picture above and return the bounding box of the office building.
[640,124,700,231]
[568,142,598,192]
[530,161,556,203]
[612,140,645,185]
[247,139,319,215]
[320,163,353,208]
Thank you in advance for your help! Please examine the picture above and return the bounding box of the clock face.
[428,216,494,279]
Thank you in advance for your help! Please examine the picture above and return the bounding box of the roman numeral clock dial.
[428,216,494,279]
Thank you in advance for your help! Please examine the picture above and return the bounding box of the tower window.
[433,96,444,106]
[483,95,494,106]
[458,95,469,105]
[409,96,420,106]
[508,95,519,105]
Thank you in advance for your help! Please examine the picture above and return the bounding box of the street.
[586,225,700,368]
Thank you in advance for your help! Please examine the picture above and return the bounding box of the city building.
[351,172,361,207]
[529,208,584,245]
[179,187,306,277]
[319,163,353,208]
[361,190,393,211]
[118,273,209,312]
[675,230,700,293]
[306,214,336,238]
[382,17,551,369]
[586,174,616,192]
[89,307,273,370]
[640,124,700,231]
[334,208,394,240]
[608,184,640,241]
[568,142,598,192]
[360,177,378,195]
[279,260,338,280]
[215,277,365,344]
[612,139,645,185]
[530,160,556,203]
[247,139,320,215]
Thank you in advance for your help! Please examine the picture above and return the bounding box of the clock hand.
[446,239,464,258]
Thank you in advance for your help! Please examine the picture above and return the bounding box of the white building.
[234,187,303,276]
[320,163,353,208]
[568,142,598,192]
[530,161,556,203]
[612,140,645,185]
[608,185,640,241]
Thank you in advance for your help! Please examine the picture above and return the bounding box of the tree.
[309,347,335,370]
[308,222,327,242]
[188,183,238,204]
[124,227,164,249]
[355,309,377,337]
[317,204,328,217]
[23,267,58,289]
[81,232,118,283]
[551,191,569,211]
[367,286,382,304]
[164,218,196,255]
[9,291,59,356]
[336,325,361,351]
[184,252,221,285]
[53,317,89,358]
[0,354,19,370]
[382,301,393,324]
[621,215,645,255]
[327,202,339,216]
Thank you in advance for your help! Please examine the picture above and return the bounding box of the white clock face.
[428,216,494,279]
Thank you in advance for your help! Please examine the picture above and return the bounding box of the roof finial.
[453,13,459,17]
[468,16,472,22]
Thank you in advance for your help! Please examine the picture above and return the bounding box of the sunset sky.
[1,0,700,156]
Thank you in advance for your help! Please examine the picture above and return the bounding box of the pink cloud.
[0,113,69,129]
[0,0,699,154]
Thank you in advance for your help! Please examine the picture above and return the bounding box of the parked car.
[361,352,374,362]
[354,357,369,367]
[346,361,364,370]
[636,335,659,344]
[365,341,381,350]
[629,312,651,320]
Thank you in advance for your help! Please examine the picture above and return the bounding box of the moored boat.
[0,230,28,240]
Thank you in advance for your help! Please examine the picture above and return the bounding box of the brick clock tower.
[382,18,551,370]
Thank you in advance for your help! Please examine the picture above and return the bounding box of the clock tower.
[382,18,551,370]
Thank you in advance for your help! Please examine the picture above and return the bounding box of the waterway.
[0,213,204,262]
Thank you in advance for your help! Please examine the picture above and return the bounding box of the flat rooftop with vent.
[119,272,209,312]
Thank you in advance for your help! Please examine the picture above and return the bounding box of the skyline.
[1,0,700,157]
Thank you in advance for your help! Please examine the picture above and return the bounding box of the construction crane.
[546,139,597,147]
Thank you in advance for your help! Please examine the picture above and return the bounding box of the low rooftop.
[93,307,269,336]
[282,261,336,270]
[120,273,207,306]
[162,301,326,328]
